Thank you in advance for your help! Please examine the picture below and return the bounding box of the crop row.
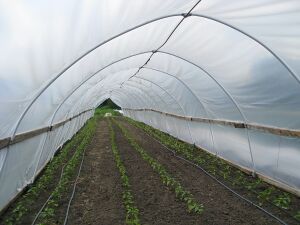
[113,119,204,214]
[3,118,95,225]
[108,119,140,225]
[124,117,300,222]
[35,118,96,224]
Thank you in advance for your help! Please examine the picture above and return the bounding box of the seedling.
[258,187,274,206]
[124,117,300,221]
[294,211,300,221]
[108,120,140,225]
[1,119,96,225]
[273,193,291,210]
[113,119,204,215]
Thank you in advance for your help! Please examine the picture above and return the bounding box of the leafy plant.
[294,211,300,221]
[273,193,291,210]
[2,119,95,225]
[35,119,96,224]
[108,120,140,225]
[257,187,275,206]
[124,117,300,214]
[113,119,204,215]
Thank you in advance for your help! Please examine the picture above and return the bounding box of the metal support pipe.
[157,50,256,172]
[133,75,194,143]
[11,14,183,139]
[143,66,216,152]
[189,13,300,85]
[124,79,173,132]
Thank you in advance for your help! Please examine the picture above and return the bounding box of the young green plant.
[113,119,204,214]
[108,119,140,225]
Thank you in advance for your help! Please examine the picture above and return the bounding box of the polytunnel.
[0,0,300,223]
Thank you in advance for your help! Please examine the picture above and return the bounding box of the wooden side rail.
[123,108,300,138]
[0,109,93,150]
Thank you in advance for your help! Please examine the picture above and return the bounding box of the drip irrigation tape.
[128,121,289,225]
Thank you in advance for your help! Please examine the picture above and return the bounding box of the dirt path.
[67,119,125,225]
[115,118,280,225]
[112,122,201,225]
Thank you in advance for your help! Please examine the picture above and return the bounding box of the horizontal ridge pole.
[123,108,300,138]
[0,109,94,150]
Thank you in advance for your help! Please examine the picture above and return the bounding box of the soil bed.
[66,119,125,225]
[112,122,201,225]
[115,118,280,225]
[0,128,86,225]
[2,115,296,225]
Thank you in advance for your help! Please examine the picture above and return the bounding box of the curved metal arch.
[46,48,254,170]
[79,69,143,110]
[11,14,183,139]
[87,76,178,130]
[126,79,171,112]
[110,85,158,111]
[58,68,151,122]
[116,78,176,132]
[143,67,208,117]
[120,78,179,132]
[142,66,215,151]
[119,84,155,109]
[111,80,178,132]
[94,85,141,109]
[50,76,107,125]
[125,74,196,135]
[48,52,153,124]
[109,90,134,108]
[187,14,300,85]
[122,81,161,109]
[110,88,139,108]
[121,79,174,132]
[52,49,245,128]
[58,66,177,124]
[95,79,154,109]
[157,50,246,121]
[110,88,151,110]
[157,50,255,170]
[127,76,185,116]
[88,79,166,115]
[132,75,194,142]
[93,88,134,109]
[13,11,299,140]
[51,49,247,128]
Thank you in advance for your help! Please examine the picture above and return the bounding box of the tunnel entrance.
[98,98,121,110]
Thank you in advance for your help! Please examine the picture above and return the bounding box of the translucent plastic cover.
[0,0,300,210]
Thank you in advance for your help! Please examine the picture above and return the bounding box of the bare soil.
[66,119,125,225]
[112,122,201,225]
[1,117,289,225]
[115,118,280,225]
[0,131,84,225]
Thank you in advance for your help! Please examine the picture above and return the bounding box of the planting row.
[113,119,204,215]
[123,116,300,224]
[0,117,97,225]
[108,119,204,224]
[35,118,96,224]
[108,119,140,225]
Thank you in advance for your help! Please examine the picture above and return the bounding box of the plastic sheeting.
[0,0,300,210]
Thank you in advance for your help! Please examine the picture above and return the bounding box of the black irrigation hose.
[31,165,66,225]
[33,139,88,225]
[197,155,299,223]
[31,138,85,225]
[128,121,289,225]
[63,146,87,225]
